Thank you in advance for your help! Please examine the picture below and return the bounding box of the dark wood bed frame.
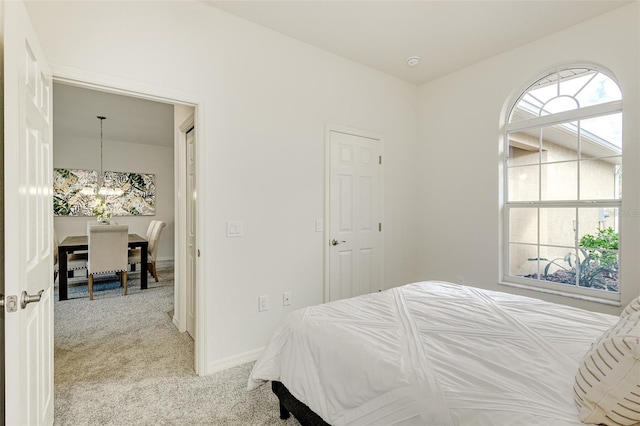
[271,381,330,426]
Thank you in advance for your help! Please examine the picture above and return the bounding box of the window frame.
[501,66,623,304]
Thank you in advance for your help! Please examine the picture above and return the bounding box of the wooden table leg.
[140,243,148,290]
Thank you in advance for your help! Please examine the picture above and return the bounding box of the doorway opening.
[50,78,203,377]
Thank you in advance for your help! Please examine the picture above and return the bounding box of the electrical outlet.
[226,221,244,237]
[457,276,465,285]
[283,292,291,306]
[258,295,269,312]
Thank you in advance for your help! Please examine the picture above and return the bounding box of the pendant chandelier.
[81,115,123,196]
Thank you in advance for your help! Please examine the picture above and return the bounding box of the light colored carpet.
[54,265,300,425]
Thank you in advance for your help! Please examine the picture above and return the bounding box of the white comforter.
[248,281,618,425]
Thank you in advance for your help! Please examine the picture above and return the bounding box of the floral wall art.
[53,168,156,217]
[53,168,97,216]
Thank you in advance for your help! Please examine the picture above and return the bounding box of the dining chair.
[145,220,158,241]
[53,230,88,282]
[87,224,129,300]
[128,220,166,282]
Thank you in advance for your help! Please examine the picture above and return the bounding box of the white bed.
[248,281,638,426]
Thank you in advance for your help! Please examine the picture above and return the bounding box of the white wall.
[416,3,639,315]
[52,132,175,261]
[26,1,419,370]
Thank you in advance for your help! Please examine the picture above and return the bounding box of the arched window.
[503,67,622,303]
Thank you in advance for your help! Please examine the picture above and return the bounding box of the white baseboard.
[172,315,181,331]
[206,347,265,375]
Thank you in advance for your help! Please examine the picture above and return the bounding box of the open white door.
[3,1,55,425]
[327,128,383,302]
[185,126,196,339]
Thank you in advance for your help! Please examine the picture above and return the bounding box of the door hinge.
[378,155,382,165]
[379,223,382,232]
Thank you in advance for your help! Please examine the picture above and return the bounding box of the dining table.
[57,233,149,301]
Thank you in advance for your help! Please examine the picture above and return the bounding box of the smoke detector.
[407,56,421,67]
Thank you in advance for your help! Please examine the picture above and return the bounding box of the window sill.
[498,280,621,307]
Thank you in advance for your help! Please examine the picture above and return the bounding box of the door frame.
[50,66,208,375]
[323,123,385,303]
[175,113,195,338]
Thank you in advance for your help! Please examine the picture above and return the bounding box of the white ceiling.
[54,83,175,147]
[205,0,631,85]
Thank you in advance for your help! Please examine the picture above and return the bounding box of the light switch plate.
[315,219,323,232]
[258,295,269,312]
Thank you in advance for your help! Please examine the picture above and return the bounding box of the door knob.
[330,239,346,246]
[21,289,44,309]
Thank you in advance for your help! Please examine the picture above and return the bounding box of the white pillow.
[573,311,640,425]
[621,295,640,318]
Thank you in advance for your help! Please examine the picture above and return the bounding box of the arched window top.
[509,68,621,123]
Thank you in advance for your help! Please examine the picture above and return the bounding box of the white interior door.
[186,126,196,339]
[4,1,55,425]
[328,129,382,302]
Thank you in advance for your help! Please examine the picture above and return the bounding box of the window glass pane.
[538,245,576,285]
[577,208,619,240]
[522,93,543,110]
[577,208,619,292]
[541,162,577,201]
[541,96,579,115]
[508,145,539,167]
[575,72,622,107]
[581,113,622,153]
[539,208,575,246]
[508,165,539,202]
[576,250,619,293]
[511,77,560,122]
[559,71,595,97]
[528,84,558,109]
[507,131,540,167]
[509,243,538,277]
[580,158,621,200]
[510,96,539,122]
[541,122,578,163]
[577,207,619,292]
[509,208,537,245]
